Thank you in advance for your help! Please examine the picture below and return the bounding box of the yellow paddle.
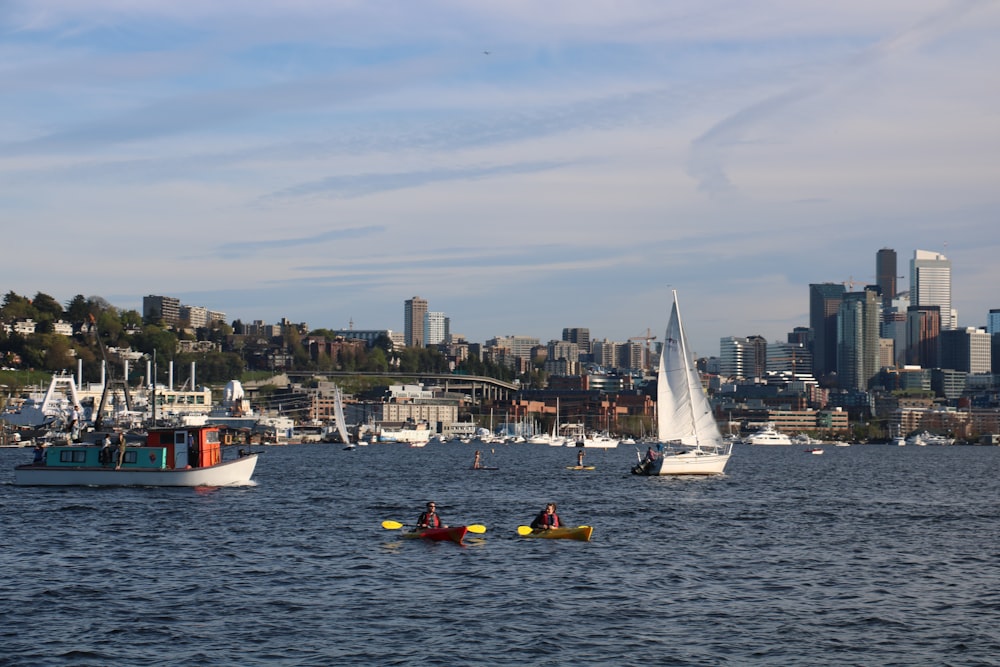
[517,525,534,536]
[381,520,486,533]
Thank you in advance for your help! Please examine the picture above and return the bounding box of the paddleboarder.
[472,450,482,469]
[576,449,585,467]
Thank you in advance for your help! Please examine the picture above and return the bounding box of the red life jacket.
[419,512,440,528]
[540,511,561,528]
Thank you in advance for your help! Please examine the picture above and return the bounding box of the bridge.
[283,371,519,403]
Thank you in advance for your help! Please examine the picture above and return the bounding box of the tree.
[65,294,91,323]
[1,291,36,321]
[33,292,63,321]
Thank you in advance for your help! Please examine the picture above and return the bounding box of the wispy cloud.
[263,160,571,201]
[212,226,386,259]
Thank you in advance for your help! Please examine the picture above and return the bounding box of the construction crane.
[629,329,657,372]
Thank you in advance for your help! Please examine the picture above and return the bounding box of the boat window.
[59,450,87,463]
[123,451,137,464]
[205,430,220,444]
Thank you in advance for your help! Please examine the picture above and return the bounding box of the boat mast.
[672,290,702,449]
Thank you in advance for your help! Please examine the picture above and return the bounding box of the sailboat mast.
[672,290,701,448]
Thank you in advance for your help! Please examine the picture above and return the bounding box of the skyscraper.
[424,311,448,346]
[906,305,941,368]
[404,296,428,348]
[876,248,897,311]
[939,327,992,374]
[910,250,953,330]
[837,287,881,391]
[809,283,846,377]
[561,328,591,354]
[988,308,1000,335]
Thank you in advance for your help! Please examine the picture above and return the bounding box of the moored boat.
[13,424,258,487]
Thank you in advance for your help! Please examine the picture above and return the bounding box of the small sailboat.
[632,290,733,476]
[332,386,355,450]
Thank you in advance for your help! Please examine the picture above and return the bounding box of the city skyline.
[2,2,998,356]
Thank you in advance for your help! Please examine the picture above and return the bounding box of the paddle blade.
[517,525,533,536]
[466,524,487,534]
[381,520,404,530]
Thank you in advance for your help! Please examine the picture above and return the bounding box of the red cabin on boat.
[145,425,223,469]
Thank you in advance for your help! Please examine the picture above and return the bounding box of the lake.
[2,441,999,666]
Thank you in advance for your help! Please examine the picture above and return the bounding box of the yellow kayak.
[520,526,593,541]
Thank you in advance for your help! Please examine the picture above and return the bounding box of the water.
[2,442,999,666]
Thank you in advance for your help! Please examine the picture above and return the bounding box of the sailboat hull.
[633,450,731,476]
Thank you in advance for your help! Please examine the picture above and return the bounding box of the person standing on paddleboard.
[416,502,446,529]
[576,449,585,467]
[530,503,564,530]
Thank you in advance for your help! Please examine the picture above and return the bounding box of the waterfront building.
[910,249,954,330]
[809,283,846,378]
[404,296,428,348]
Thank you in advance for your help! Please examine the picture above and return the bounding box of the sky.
[2,0,998,357]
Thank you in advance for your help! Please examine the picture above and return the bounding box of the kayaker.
[416,502,447,529]
[530,503,563,530]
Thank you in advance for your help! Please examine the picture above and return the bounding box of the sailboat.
[332,386,355,450]
[632,290,733,476]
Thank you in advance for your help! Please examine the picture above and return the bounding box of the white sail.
[638,290,731,475]
[333,386,352,446]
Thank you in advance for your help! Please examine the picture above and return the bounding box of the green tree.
[1,291,36,321]
[65,294,91,323]
[33,292,63,321]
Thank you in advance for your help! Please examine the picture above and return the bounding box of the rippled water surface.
[2,442,1000,666]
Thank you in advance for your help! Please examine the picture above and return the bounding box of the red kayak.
[403,526,469,544]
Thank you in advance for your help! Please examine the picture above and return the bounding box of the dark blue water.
[2,442,999,666]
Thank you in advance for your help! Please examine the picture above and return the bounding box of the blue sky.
[2,1,998,356]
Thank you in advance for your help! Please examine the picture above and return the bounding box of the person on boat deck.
[530,503,564,530]
[32,443,45,465]
[416,502,446,529]
[472,450,482,469]
[577,449,585,466]
[68,405,80,437]
[115,432,127,470]
[99,439,113,467]
[644,446,659,462]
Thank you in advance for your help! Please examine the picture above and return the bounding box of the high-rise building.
[910,249,954,330]
[809,283,846,377]
[562,328,591,354]
[837,287,881,390]
[143,295,181,326]
[424,311,448,346]
[906,305,941,368]
[875,248,899,309]
[719,336,758,379]
[404,296,428,348]
[766,342,812,375]
[988,309,1000,335]
[939,328,992,374]
[876,248,898,311]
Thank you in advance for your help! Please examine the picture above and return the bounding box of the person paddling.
[576,449,585,467]
[416,502,447,529]
[530,503,563,530]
